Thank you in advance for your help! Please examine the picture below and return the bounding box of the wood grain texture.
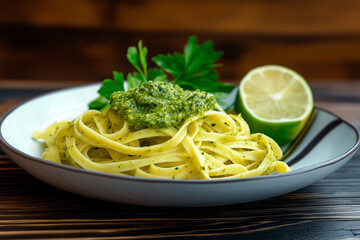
[1,0,360,35]
[0,150,359,239]
[0,0,360,82]
[1,28,360,82]
[0,80,359,239]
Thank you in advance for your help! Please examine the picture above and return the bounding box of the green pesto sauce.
[110,81,216,130]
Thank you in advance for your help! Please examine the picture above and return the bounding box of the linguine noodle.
[34,108,290,179]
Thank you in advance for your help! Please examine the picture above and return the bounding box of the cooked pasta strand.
[34,108,290,179]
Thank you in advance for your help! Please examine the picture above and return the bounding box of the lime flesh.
[236,65,313,145]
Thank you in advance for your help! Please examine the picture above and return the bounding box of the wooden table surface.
[0,80,359,239]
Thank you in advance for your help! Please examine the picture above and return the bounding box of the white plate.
[0,84,359,207]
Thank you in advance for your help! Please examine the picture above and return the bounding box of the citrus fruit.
[235,65,313,145]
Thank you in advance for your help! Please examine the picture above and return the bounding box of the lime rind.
[236,65,314,145]
[236,94,305,145]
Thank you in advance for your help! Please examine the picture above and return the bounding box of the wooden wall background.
[1,0,360,85]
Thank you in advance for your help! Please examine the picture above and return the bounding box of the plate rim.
[0,84,359,185]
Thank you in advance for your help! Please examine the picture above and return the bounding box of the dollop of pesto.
[110,81,216,130]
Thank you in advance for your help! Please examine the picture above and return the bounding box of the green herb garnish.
[88,71,124,111]
[153,36,234,94]
[88,36,235,110]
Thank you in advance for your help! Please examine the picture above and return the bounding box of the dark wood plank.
[1,0,360,35]
[1,0,360,82]
[0,151,359,239]
[1,26,360,82]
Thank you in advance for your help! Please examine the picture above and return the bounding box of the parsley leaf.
[152,36,224,83]
[148,68,167,82]
[126,46,141,74]
[126,40,148,87]
[176,70,234,93]
[88,71,124,110]
[183,36,223,76]
[98,71,125,99]
[125,41,167,89]
[126,41,148,78]
[87,96,109,111]
[152,35,235,108]
[152,53,185,80]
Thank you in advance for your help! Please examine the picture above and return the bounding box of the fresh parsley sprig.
[88,71,124,110]
[153,36,232,92]
[88,36,235,111]
[88,41,165,110]
[126,40,167,89]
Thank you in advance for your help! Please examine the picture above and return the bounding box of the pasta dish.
[34,82,290,180]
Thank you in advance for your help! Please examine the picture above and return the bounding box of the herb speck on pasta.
[33,36,291,180]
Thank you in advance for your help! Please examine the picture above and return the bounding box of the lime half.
[236,65,313,145]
